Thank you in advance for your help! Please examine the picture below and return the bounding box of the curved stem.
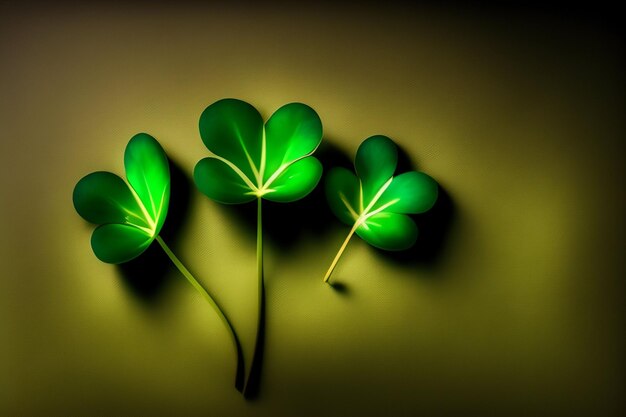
[243,197,265,398]
[323,222,359,284]
[156,235,244,392]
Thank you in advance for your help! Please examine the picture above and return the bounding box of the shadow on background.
[117,157,193,305]
[328,281,350,295]
[242,278,265,400]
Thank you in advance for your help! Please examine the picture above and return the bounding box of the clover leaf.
[73,133,170,263]
[194,98,323,203]
[323,135,438,283]
[73,133,245,392]
[193,98,323,396]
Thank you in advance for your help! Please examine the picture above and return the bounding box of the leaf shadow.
[117,157,194,306]
[242,275,265,400]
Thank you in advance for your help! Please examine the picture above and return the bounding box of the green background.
[1,3,624,416]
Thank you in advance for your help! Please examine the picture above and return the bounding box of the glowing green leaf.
[73,133,170,263]
[193,99,323,203]
[324,135,438,283]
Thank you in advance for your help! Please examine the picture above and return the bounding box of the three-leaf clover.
[193,98,323,396]
[194,98,323,203]
[323,135,438,283]
[73,133,245,391]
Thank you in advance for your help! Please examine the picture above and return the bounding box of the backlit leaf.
[194,98,323,203]
[326,135,438,251]
[73,133,170,263]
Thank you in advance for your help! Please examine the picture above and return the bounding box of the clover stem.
[243,197,265,398]
[155,235,245,393]
[323,222,360,284]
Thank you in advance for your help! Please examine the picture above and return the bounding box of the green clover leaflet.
[324,135,438,283]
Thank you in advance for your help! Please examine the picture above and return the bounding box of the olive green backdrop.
[1,3,624,416]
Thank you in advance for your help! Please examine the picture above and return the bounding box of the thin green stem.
[323,222,359,284]
[156,235,244,392]
[243,197,265,398]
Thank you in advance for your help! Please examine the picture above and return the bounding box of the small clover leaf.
[73,133,170,263]
[324,135,438,283]
[193,98,323,396]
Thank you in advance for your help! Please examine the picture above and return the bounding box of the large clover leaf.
[73,133,170,263]
[324,135,438,283]
[193,98,323,203]
[193,98,323,397]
